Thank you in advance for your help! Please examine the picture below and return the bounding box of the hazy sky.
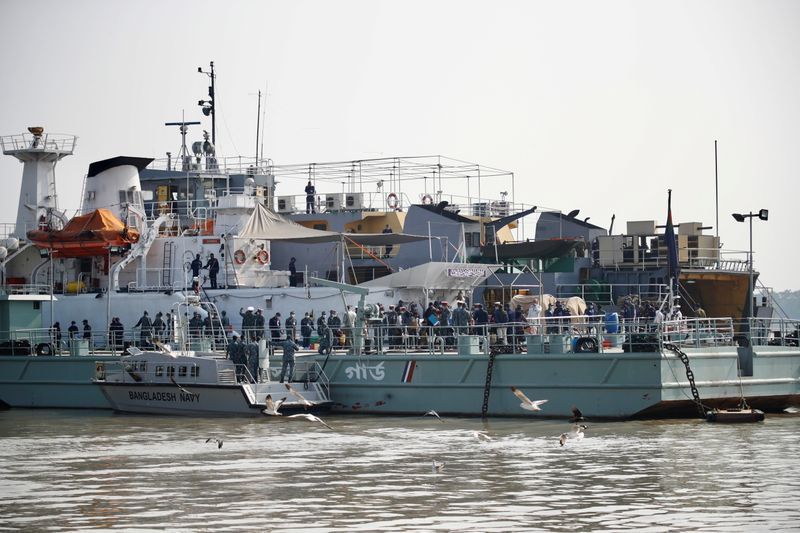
[1,1,798,289]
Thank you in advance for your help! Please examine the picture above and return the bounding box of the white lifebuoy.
[256,249,270,264]
[421,194,433,205]
[387,193,399,209]
[233,249,246,265]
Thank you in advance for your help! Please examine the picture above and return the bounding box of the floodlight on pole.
[731,210,768,320]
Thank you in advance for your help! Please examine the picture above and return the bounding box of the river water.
[1,409,799,532]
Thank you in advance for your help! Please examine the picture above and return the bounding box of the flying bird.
[284,383,315,408]
[473,431,492,442]
[424,410,444,421]
[432,460,445,473]
[288,413,333,430]
[569,406,586,423]
[205,438,223,449]
[262,394,286,416]
[510,387,548,411]
[170,376,193,396]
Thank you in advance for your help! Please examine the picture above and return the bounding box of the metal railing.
[147,155,272,176]
[0,132,77,153]
[555,283,669,305]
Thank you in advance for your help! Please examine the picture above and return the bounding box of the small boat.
[706,402,765,423]
[94,347,331,417]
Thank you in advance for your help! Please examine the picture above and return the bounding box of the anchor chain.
[481,351,497,418]
[663,342,706,418]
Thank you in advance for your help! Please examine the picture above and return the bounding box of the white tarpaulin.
[238,203,429,245]
[360,262,502,291]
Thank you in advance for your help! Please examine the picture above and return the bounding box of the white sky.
[1,0,798,289]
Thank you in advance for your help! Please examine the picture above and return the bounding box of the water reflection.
[0,410,799,531]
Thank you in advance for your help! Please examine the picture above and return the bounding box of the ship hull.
[2,345,798,418]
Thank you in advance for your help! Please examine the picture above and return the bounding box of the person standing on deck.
[304,180,316,214]
[451,301,470,337]
[300,312,314,348]
[269,312,282,343]
[289,257,298,287]
[279,337,300,383]
[189,253,202,279]
[382,224,394,256]
[134,311,153,346]
[203,253,220,289]
[285,311,298,342]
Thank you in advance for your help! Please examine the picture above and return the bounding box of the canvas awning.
[238,203,429,245]
[359,262,502,291]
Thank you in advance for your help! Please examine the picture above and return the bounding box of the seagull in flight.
[424,410,444,421]
[432,460,445,473]
[473,431,492,442]
[510,387,548,411]
[262,394,286,416]
[205,438,223,449]
[569,406,586,423]
[288,413,333,430]
[284,383,315,408]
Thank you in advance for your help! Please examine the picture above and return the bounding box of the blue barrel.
[604,312,619,333]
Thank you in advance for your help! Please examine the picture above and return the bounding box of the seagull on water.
[473,431,492,442]
[284,383,315,408]
[432,460,445,473]
[205,438,223,449]
[559,424,588,446]
[510,387,548,411]
[288,413,334,430]
[262,394,286,416]
[424,410,444,421]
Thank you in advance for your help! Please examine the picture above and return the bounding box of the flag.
[664,189,680,291]
[401,360,417,383]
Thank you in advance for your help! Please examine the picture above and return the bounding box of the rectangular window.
[179,366,187,377]
[155,365,163,377]
[167,366,175,378]
[190,366,199,378]
[140,361,147,373]
[33,302,41,310]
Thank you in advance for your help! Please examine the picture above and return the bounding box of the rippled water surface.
[1,409,799,532]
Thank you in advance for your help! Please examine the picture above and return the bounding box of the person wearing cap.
[82,319,92,342]
[384,304,400,348]
[492,302,508,346]
[327,310,342,347]
[239,307,256,341]
[300,312,315,348]
[279,336,301,383]
[472,303,489,336]
[134,310,153,346]
[152,312,166,342]
[268,312,282,343]
[285,311,298,342]
[68,321,79,340]
[317,311,332,355]
[254,309,265,341]
[452,300,470,337]
[189,312,204,339]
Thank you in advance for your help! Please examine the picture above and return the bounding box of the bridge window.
[190,366,199,377]
[179,366,187,377]
[155,365,163,377]
[167,366,175,377]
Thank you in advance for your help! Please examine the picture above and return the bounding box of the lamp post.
[731,209,768,320]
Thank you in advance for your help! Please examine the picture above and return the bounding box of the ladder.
[161,241,173,287]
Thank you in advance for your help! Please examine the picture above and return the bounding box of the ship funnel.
[1,127,77,240]
[82,156,153,222]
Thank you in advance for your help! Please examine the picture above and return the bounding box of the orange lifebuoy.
[256,249,270,264]
[421,194,433,205]
[234,249,246,264]
[387,193,398,209]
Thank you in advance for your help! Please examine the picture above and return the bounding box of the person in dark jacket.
[304,180,316,214]
[134,311,153,346]
[204,253,220,289]
[300,312,314,348]
[279,337,301,383]
[268,312,282,342]
[285,311,298,342]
